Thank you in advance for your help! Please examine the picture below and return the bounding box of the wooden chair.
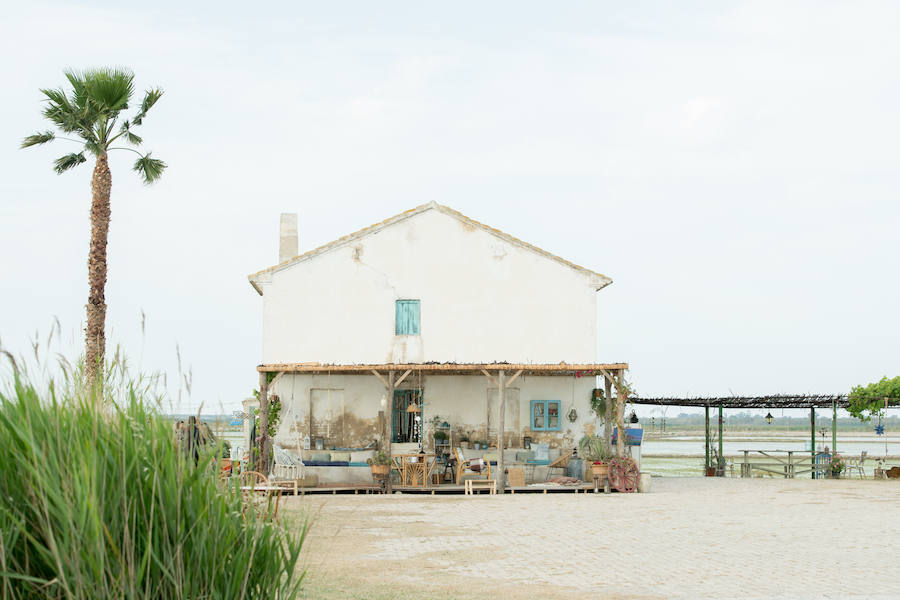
[454,447,490,483]
[237,471,282,521]
[545,450,573,480]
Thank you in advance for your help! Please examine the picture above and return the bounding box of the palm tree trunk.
[85,153,111,394]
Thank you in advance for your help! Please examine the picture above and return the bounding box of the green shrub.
[0,375,305,599]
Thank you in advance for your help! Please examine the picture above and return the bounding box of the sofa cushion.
[330,451,351,462]
[516,450,535,462]
[310,451,331,463]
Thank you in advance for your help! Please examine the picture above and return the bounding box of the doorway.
[392,389,423,443]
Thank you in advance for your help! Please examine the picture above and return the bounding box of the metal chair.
[845,451,868,478]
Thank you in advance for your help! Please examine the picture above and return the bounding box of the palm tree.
[22,68,166,393]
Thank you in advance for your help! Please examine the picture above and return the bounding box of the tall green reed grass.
[0,351,306,599]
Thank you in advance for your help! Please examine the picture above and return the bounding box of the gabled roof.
[248,202,613,295]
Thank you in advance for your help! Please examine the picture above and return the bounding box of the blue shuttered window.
[530,400,561,431]
[395,300,421,335]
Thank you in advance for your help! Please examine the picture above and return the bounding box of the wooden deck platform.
[277,483,607,495]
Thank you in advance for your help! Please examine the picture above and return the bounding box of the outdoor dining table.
[392,453,436,487]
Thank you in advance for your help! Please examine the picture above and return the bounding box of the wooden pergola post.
[704,406,710,472]
[604,376,613,456]
[497,370,506,494]
[258,371,269,476]
[832,398,838,453]
[371,370,397,493]
[598,368,627,458]
[717,405,724,475]
[616,369,626,458]
[481,368,521,494]
[810,408,816,479]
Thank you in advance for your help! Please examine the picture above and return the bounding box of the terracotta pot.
[705,467,716,477]
[370,464,390,478]
[590,462,609,478]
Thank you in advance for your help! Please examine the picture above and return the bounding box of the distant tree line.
[645,411,900,432]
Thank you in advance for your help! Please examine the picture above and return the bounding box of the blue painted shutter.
[395,301,406,334]
[408,300,420,334]
[395,300,420,335]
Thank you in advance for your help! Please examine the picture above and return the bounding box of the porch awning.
[257,361,628,377]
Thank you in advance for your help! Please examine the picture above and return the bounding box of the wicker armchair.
[545,450,573,480]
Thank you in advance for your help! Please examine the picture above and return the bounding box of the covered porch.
[254,361,631,493]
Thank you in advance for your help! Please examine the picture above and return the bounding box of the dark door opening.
[392,389,423,443]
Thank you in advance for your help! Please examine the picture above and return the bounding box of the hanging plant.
[590,388,608,418]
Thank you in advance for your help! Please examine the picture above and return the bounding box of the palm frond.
[41,87,96,136]
[82,68,134,114]
[132,152,166,184]
[132,88,164,126]
[53,152,87,174]
[141,88,163,114]
[21,131,55,149]
[63,70,89,112]
[124,131,143,145]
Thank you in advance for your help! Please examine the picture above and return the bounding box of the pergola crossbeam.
[260,362,628,376]
[630,394,852,409]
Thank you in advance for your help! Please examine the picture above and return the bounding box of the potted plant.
[579,434,613,479]
[433,430,449,445]
[459,433,469,447]
[830,453,845,478]
[366,450,392,479]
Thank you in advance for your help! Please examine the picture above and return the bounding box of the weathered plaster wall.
[271,373,602,452]
[258,207,600,365]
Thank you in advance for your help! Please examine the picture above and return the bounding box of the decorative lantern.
[765,412,774,425]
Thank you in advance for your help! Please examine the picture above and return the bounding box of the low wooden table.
[465,479,497,495]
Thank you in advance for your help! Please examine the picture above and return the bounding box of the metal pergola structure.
[629,394,854,477]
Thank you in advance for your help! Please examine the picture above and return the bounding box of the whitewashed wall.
[270,373,601,452]
[255,207,603,365]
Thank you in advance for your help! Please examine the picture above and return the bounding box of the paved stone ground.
[282,477,900,599]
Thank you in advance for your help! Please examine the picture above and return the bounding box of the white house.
[248,203,628,486]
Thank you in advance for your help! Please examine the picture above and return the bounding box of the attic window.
[395,300,420,335]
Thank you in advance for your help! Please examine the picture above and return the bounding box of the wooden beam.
[504,369,524,388]
[616,368,626,458]
[371,370,389,388]
[810,408,816,480]
[258,371,270,475]
[385,371,395,494]
[259,362,630,374]
[394,369,412,387]
[269,371,286,388]
[480,369,499,387]
[497,370,506,494]
[604,376,613,456]
[598,367,626,396]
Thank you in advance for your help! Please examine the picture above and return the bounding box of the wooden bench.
[465,479,497,495]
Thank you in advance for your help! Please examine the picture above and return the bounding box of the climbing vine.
[847,376,900,421]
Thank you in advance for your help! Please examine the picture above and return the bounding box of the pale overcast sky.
[2,1,899,414]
